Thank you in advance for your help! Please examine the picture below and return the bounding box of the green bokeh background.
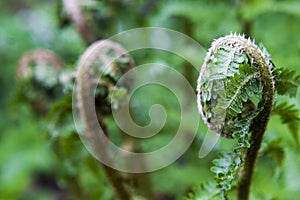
[0,0,299,199]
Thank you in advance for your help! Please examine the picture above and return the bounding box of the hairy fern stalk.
[196,33,275,200]
[76,40,135,200]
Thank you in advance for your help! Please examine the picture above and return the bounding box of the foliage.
[1,0,300,200]
[272,102,300,145]
[185,182,221,200]
[197,34,272,199]
[190,32,300,199]
[273,67,300,97]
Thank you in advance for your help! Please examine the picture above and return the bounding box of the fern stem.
[237,94,274,200]
[237,40,275,200]
[237,111,271,199]
[62,0,96,44]
[95,113,133,200]
[76,40,136,200]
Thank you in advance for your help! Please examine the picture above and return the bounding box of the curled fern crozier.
[197,33,275,138]
[197,33,275,199]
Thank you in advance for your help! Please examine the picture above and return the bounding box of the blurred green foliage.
[1,0,300,199]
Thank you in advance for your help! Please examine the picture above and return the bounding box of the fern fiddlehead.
[197,33,275,199]
[18,49,63,79]
[76,40,134,200]
[16,49,64,114]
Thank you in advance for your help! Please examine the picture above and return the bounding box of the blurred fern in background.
[0,0,300,199]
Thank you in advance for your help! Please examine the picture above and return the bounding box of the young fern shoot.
[197,33,275,200]
[76,40,135,200]
[16,50,64,115]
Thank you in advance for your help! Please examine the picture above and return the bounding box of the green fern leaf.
[46,94,75,138]
[203,47,262,136]
[185,182,223,200]
[272,102,300,145]
[213,62,260,119]
[273,67,300,97]
[262,138,285,166]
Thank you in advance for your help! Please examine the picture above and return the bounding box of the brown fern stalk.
[234,35,275,200]
[62,0,96,44]
[76,40,135,200]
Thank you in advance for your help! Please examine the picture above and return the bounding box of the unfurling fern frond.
[75,39,135,200]
[77,40,135,116]
[196,33,275,200]
[15,50,64,114]
[197,34,270,138]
